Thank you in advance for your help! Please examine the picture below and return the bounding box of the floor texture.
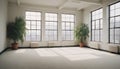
[0,47,120,69]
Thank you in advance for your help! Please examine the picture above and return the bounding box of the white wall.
[83,0,120,52]
[8,3,82,47]
[0,0,7,52]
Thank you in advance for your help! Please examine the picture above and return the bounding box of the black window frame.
[45,13,58,41]
[108,1,120,44]
[25,11,42,41]
[61,14,75,41]
[91,8,103,42]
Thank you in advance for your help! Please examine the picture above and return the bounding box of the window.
[62,14,75,40]
[45,13,58,41]
[25,11,41,41]
[109,2,120,44]
[91,8,103,41]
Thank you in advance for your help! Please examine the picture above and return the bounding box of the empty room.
[0,0,120,69]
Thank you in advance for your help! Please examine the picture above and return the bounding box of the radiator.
[88,42,100,49]
[30,42,39,47]
[48,42,54,46]
[108,44,118,53]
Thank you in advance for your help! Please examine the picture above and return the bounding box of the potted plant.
[7,17,26,50]
[74,23,89,47]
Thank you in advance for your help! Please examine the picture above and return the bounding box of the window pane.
[71,23,74,30]
[62,31,66,40]
[71,31,74,40]
[92,21,95,29]
[115,16,120,27]
[91,8,103,42]
[25,11,41,41]
[110,5,115,10]
[115,29,120,43]
[95,30,99,41]
[26,21,31,29]
[62,22,65,30]
[66,23,71,30]
[31,36,36,41]
[115,16,120,23]
[45,13,58,41]
[62,14,75,40]
[110,10,115,17]
[26,11,41,20]
[100,30,102,41]
[110,29,114,43]
[115,2,120,9]
[109,2,120,44]
[45,13,57,21]
[110,18,114,28]
[100,19,103,29]
[66,31,71,40]
[96,20,99,29]
[115,9,120,16]
[26,30,31,41]
[37,21,41,29]
[92,31,95,41]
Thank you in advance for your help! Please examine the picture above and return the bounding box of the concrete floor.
[0,47,120,69]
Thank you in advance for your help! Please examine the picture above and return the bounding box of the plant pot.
[11,43,18,50]
[79,42,84,47]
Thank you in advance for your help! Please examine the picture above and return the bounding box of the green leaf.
[7,17,26,43]
[74,23,89,43]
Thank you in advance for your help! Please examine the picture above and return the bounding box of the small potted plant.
[74,23,89,47]
[7,17,26,50]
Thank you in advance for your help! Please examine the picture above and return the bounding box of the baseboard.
[18,45,79,49]
[0,47,9,55]
[2,45,118,55]
[87,46,120,55]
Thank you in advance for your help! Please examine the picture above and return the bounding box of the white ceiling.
[8,0,102,10]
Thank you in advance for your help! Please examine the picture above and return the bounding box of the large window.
[45,13,58,41]
[25,11,41,41]
[109,2,120,44]
[91,8,103,41]
[62,14,75,40]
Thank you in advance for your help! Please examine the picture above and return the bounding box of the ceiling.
[8,0,102,10]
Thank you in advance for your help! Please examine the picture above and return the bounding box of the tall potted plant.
[74,23,89,47]
[7,17,26,50]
